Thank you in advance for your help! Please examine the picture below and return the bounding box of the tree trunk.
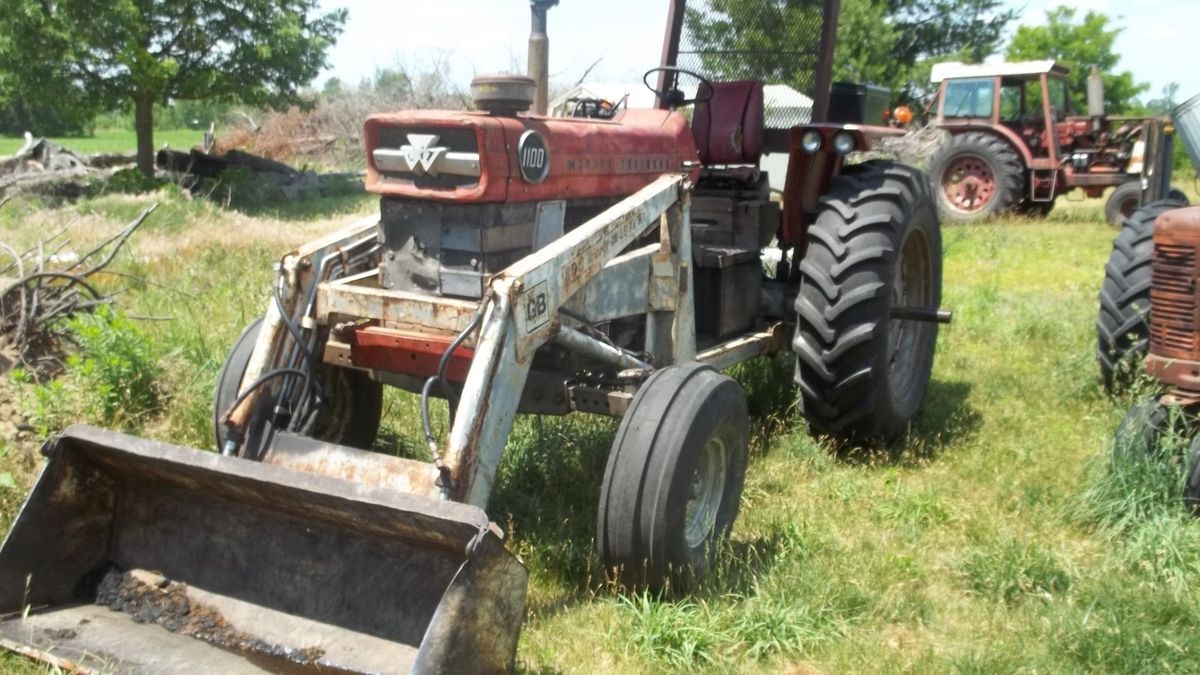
[134,94,155,178]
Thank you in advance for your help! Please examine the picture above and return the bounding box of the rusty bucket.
[0,425,526,673]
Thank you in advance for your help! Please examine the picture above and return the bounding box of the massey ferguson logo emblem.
[398,134,448,175]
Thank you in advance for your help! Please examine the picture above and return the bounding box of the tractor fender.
[779,123,907,247]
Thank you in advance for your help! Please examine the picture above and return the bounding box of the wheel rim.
[888,227,932,404]
[310,367,357,440]
[1118,196,1138,221]
[684,435,728,550]
[942,156,996,212]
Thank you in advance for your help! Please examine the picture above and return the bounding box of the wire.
[437,306,487,417]
[420,295,490,491]
[219,367,326,457]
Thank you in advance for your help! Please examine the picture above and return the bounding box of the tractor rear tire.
[213,317,383,458]
[1096,199,1188,392]
[1105,182,1190,227]
[596,363,749,592]
[929,131,1024,222]
[794,160,942,443]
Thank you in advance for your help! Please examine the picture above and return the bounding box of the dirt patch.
[95,567,329,670]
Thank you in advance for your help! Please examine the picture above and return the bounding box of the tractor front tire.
[794,160,943,443]
[596,363,749,592]
[1105,182,1190,227]
[1096,199,1189,392]
[929,131,1024,222]
[213,317,383,458]
[1185,434,1200,514]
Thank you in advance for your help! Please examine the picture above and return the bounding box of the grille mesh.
[1150,243,1198,355]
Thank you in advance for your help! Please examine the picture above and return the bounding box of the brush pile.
[0,201,156,375]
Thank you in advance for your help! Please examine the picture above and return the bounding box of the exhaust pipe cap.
[471,74,535,116]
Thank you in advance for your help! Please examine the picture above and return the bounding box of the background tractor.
[928,60,1186,224]
[0,1,949,672]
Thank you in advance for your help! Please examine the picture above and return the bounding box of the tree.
[683,0,1016,103]
[0,10,98,136]
[1006,7,1147,114]
[1144,82,1181,115]
[0,1,347,177]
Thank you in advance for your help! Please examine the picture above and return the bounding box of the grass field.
[0,128,205,155]
[0,185,1198,673]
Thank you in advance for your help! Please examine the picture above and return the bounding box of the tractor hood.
[363,109,699,203]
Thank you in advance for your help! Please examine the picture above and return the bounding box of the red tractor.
[0,1,949,672]
[928,60,1185,224]
[1100,92,1200,512]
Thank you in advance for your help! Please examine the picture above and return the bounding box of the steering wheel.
[643,67,715,108]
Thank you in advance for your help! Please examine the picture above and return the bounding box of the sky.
[315,0,1200,106]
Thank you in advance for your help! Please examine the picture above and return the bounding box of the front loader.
[0,1,950,672]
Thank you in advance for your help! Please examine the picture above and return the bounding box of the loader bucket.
[0,425,527,674]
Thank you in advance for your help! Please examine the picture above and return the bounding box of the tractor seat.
[691,80,764,185]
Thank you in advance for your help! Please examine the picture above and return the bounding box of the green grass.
[2,188,1200,672]
[0,128,204,155]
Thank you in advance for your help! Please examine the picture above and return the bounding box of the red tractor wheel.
[942,157,996,211]
[928,132,1024,223]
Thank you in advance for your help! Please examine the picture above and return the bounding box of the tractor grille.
[1150,243,1199,356]
[678,0,833,127]
[372,126,480,190]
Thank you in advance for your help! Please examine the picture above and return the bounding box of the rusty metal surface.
[266,432,441,498]
[318,274,482,337]
[1146,353,1200,394]
[0,425,527,673]
[1150,207,1200,373]
[695,324,788,371]
[568,386,633,417]
[349,325,475,381]
[443,292,532,507]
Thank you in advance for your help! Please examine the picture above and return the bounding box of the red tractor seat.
[692,80,764,168]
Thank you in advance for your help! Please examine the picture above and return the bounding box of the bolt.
[512,279,525,293]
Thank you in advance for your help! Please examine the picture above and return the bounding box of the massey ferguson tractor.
[1101,92,1200,510]
[928,60,1186,224]
[0,1,949,672]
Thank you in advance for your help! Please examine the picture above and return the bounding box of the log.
[156,147,297,177]
[85,151,138,169]
[221,149,297,174]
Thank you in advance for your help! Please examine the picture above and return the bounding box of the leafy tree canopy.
[0,0,346,175]
[1006,7,1147,114]
[683,0,1016,103]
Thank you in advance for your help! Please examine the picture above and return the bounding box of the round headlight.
[800,130,822,153]
[832,131,856,154]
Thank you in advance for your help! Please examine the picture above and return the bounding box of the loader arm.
[445,173,693,505]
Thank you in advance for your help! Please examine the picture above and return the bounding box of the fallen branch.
[0,204,157,375]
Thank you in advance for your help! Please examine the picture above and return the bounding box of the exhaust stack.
[529,1,558,115]
[1087,65,1106,118]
